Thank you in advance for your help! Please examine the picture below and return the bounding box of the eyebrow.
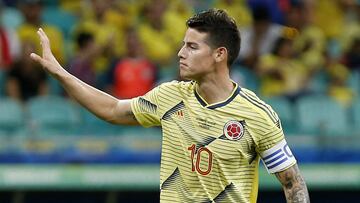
[183,41,199,47]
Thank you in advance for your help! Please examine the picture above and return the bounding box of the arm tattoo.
[275,164,310,203]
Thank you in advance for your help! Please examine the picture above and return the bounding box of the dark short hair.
[272,37,292,55]
[76,32,94,49]
[186,9,241,66]
[252,5,270,22]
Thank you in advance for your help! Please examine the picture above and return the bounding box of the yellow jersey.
[131,80,296,203]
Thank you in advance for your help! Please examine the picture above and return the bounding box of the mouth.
[179,62,188,68]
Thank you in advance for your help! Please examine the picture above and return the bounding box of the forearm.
[30,28,138,125]
[276,165,310,203]
[56,70,119,123]
[283,175,309,203]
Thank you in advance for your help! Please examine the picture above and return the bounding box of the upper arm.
[122,81,180,127]
[275,164,310,203]
[110,99,139,125]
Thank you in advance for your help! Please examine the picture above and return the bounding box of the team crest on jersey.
[223,120,244,140]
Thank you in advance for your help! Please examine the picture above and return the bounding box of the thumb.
[30,53,43,64]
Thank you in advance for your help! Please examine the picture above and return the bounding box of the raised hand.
[30,28,64,77]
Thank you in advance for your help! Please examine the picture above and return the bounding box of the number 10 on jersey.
[187,144,213,175]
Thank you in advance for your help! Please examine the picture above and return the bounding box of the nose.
[178,45,186,59]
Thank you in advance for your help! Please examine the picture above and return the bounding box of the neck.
[195,71,235,105]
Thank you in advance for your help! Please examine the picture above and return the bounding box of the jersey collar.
[194,81,241,110]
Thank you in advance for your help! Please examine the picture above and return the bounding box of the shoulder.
[150,80,194,108]
[238,88,263,107]
[238,88,279,125]
[239,88,258,97]
[158,80,195,93]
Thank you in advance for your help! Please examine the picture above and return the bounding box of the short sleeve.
[254,114,297,173]
[256,118,285,152]
[131,85,161,127]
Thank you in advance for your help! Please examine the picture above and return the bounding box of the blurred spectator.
[1,0,17,7]
[256,37,308,100]
[239,5,284,69]
[5,41,48,102]
[314,0,360,61]
[287,1,325,73]
[138,0,186,66]
[213,0,253,27]
[17,0,66,64]
[326,62,354,107]
[342,37,360,70]
[165,0,193,43]
[74,0,130,76]
[0,26,20,69]
[338,0,360,52]
[107,28,157,99]
[247,0,289,24]
[59,0,82,14]
[0,3,20,69]
[168,0,194,21]
[68,32,98,87]
[313,0,345,40]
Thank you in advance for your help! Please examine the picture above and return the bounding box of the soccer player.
[31,9,310,203]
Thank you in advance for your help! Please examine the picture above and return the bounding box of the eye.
[189,45,197,50]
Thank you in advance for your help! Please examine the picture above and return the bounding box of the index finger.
[37,28,51,54]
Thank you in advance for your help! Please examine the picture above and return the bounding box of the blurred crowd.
[0,0,359,107]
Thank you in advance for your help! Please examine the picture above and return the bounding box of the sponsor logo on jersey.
[223,120,244,140]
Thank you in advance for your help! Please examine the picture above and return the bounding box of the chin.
[179,70,186,79]
[179,68,199,81]
[179,71,192,80]
[179,74,189,80]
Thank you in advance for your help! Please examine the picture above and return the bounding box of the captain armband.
[260,139,297,174]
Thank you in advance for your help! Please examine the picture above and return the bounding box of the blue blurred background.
[0,0,359,202]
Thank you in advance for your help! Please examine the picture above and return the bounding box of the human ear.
[214,47,227,63]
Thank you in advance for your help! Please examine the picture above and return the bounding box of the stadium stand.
[348,70,360,94]
[265,96,296,134]
[0,6,24,29]
[41,6,77,39]
[78,105,123,135]
[47,76,63,96]
[27,95,80,136]
[232,65,260,93]
[0,98,24,134]
[296,95,350,136]
[0,70,5,96]
[352,99,360,135]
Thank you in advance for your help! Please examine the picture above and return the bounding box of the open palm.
[30,28,63,76]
